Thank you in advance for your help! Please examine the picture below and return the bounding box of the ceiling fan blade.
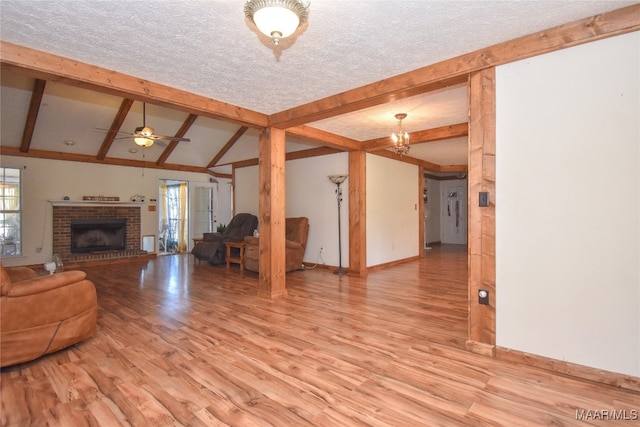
[152,135,191,142]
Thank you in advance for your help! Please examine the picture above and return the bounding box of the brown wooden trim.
[19,78,46,153]
[257,127,287,299]
[496,346,640,393]
[424,172,467,181]
[0,146,209,174]
[366,255,422,272]
[0,41,269,128]
[156,113,198,165]
[465,340,496,357]
[207,126,248,168]
[467,68,496,347]
[206,170,232,180]
[285,125,361,151]
[270,5,640,128]
[363,122,469,151]
[97,98,134,160]
[348,151,367,275]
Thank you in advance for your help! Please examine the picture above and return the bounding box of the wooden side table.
[225,241,246,273]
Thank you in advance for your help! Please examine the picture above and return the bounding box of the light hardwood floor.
[2,245,638,426]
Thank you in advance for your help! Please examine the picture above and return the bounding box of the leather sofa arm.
[5,266,38,282]
[285,240,303,249]
[202,233,222,242]
[6,271,88,297]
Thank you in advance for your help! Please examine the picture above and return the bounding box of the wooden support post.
[257,127,287,298]
[467,68,496,356]
[348,151,367,275]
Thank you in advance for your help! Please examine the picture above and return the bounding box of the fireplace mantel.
[49,200,143,208]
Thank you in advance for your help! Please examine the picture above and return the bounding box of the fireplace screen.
[70,218,126,253]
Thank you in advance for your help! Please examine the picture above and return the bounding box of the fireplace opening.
[71,218,126,253]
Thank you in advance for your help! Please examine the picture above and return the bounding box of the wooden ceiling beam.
[97,98,134,160]
[285,125,361,151]
[270,4,640,128]
[0,41,269,129]
[0,146,208,174]
[19,78,46,153]
[156,113,198,166]
[363,122,469,152]
[207,126,248,168]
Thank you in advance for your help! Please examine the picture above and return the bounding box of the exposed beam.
[156,114,198,166]
[207,126,248,168]
[363,122,469,152]
[226,146,342,170]
[19,79,46,153]
[271,76,467,129]
[371,149,468,173]
[0,146,208,174]
[270,4,640,128]
[0,41,269,129]
[97,98,134,160]
[285,125,361,151]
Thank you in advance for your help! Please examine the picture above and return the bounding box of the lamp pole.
[328,175,348,275]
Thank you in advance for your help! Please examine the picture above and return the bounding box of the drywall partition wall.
[424,178,441,246]
[366,154,420,267]
[233,152,349,267]
[0,155,213,267]
[234,166,259,216]
[496,31,639,376]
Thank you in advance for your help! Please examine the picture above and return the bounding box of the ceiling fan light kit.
[244,0,310,45]
[391,113,410,156]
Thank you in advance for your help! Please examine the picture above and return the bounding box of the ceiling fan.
[130,103,190,148]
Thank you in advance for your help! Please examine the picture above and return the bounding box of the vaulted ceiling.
[1,1,636,177]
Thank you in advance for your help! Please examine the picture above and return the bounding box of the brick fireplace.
[52,202,146,264]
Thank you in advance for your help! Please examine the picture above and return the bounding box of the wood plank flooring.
[2,245,638,426]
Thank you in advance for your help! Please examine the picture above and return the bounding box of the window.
[0,167,22,256]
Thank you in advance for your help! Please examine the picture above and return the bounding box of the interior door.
[193,184,218,237]
[441,183,467,244]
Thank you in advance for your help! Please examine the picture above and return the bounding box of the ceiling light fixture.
[134,126,154,148]
[244,0,310,46]
[391,113,410,156]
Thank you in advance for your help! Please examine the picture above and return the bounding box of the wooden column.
[257,127,287,298]
[348,151,367,275]
[467,68,496,356]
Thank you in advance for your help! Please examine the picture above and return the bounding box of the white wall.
[233,152,350,267]
[0,155,215,266]
[496,32,639,376]
[424,178,440,245]
[367,154,420,266]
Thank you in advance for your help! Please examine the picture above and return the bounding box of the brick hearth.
[52,203,145,264]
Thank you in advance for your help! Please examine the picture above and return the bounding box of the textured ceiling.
[1,0,636,171]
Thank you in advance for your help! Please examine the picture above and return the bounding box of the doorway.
[441,181,468,245]
[158,180,189,255]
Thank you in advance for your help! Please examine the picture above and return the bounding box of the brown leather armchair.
[191,213,258,264]
[244,217,309,273]
[0,262,97,367]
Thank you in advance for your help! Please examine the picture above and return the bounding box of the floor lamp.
[328,174,348,275]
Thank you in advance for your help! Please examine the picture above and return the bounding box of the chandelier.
[244,0,310,45]
[391,113,410,155]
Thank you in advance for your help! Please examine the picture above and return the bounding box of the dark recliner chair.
[243,217,309,273]
[191,213,258,265]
